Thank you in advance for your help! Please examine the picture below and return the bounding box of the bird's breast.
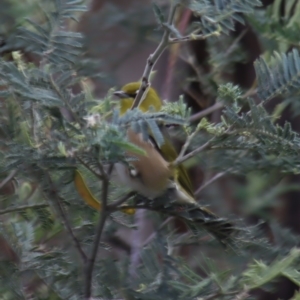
[114,129,173,198]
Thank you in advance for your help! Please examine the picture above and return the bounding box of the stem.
[108,191,136,210]
[49,74,81,125]
[0,204,49,215]
[45,172,87,263]
[129,209,145,281]
[130,2,179,110]
[169,28,221,44]
[0,170,17,190]
[177,123,203,159]
[142,217,174,247]
[194,169,231,196]
[189,102,224,123]
[174,137,214,166]
[84,177,109,299]
[76,155,104,180]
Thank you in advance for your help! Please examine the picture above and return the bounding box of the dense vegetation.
[1,0,300,299]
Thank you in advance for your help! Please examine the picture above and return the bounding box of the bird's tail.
[132,196,236,246]
[165,202,236,246]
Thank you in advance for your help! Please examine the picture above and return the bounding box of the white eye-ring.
[135,89,139,95]
[129,165,139,177]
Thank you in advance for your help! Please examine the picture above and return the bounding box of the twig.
[189,102,224,123]
[45,172,87,263]
[174,137,215,166]
[169,30,220,44]
[84,177,109,299]
[0,170,18,190]
[130,2,179,110]
[49,74,81,125]
[202,291,239,300]
[224,29,248,57]
[142,217,174,247]
[129,209,145,281]
[76,155,104,180]
[108,191,136,210]
[177,122,203,159]
[232,290,250,300]
[188,79,256,124]
[0,204,49,215]
[194,169,231,196]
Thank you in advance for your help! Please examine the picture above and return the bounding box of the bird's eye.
[135,89,139,95]
[128,165,139,177]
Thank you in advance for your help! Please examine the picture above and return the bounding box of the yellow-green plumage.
[115,82,194,199]
[118,82,162,115]
[114,82,235,243]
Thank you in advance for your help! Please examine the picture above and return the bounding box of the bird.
[113,82,194,200]
[113,82,235,244]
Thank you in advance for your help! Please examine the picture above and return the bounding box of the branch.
[76,155,104,180]
[194,169,232,196]
[129,209,145,281]
[174,125,233,166]
[189,102,224,123]
[0,203,49,215]
[202,291,240,300]
[177,121,203,159]
[44,172,87,263]
[142,216,174,247]
[0,169,17,190]
[130,2,179,110]
[108,191,136,210]
[174,137,215,166]
[84,177,109,299]
[49,74,81,125]
[168,30,220,44]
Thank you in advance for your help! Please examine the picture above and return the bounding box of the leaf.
[74,169,101,210]
[241,248,300,289]
[113,140,146,156]
[152,2,165,24]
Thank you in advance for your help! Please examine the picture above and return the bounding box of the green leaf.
[113,140,146,156]
[241,248,300,289]
[152,2,165,24]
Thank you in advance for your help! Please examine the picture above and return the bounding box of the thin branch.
[130,2,179,110]
[177,122,203,159]
[194,169,232,196]
[168,30,220,44]
[84,177,109,299]
[142,217,174,247]
[232,290,250,300]
[224,29,248,57]
[49,74,81,125]
[174,137,215,166]
[0,169,17,190]
[202,291,239,300]
[188,86,257,123]
[0,204,49,215]
[174,125,233,166]
[129,209,145,281]
[189,102,224,123]
[45,172,87,263]
[76,155,104,180]
[108,191,136,210]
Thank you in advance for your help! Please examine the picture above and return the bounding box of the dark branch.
[44,172,87,263]
[84,177,110,299]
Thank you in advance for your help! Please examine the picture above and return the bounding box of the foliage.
[0,0,300,299]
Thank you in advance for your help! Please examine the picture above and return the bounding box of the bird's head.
[114,82,162,115]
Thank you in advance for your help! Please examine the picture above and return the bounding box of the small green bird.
[113,82,235,244]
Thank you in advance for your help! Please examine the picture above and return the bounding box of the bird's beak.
[113,90,130,99]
